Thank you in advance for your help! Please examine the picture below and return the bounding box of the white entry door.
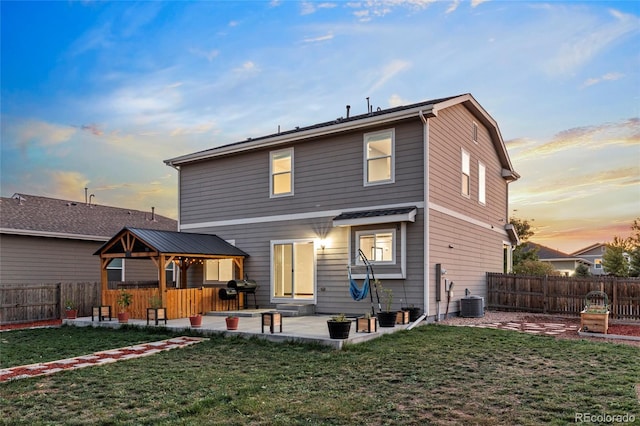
[271,240,315,302]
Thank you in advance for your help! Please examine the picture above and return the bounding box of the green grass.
[1,325,639,425]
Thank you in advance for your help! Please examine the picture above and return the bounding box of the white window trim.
[355,228,397,265]
[350,223,407,279]
[270,148,294,198]
[270,239,317,304]
[478,161,486,205]
[107,258,125,281]
[363,128,395,186]
[472,121,478,144]
[461,148,470,198]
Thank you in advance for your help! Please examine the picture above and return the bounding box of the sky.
[1,0,638,254]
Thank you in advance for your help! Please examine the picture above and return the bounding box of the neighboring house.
[0,193,177,285]
[521,242,592,276]
[571,243,607,276]
[164,93,520,318]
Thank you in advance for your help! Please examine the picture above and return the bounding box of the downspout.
[419,110,430,318]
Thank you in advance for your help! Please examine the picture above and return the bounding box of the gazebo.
[94,227,249,319]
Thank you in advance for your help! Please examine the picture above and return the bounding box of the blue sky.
[1,0,638,253]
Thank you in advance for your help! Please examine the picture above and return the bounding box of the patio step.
[276,304,315,317]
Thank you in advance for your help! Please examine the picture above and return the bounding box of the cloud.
[347,0,436,21]
[8,119,77,150]
[368,59,411,93]
[471,0,489,7]
[543,8,640,76]
[80,123,104,136]
[446,0,460,14]
[582,72,624,88]
[303,32,334,43]
[49,171,91,200]
[388,94,410,107]
[513,118,639,160]
[189,47,220,62]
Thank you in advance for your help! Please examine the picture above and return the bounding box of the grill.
[218,288,238,310]
[227,279,258,309]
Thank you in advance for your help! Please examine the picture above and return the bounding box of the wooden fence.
[0,282,101,324]
[1,282,244,324]
[487,273,640,320]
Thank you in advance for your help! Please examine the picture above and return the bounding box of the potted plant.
[225,314,239,330]
[356,311,377,333]
[64,300,78,319]
[146,295,167,326]
[402,304,422,322]
[189,313,203,328]
[117,290,133,323]
[580,290,609,334]
[327,313,352,339]
[376,282,396,328]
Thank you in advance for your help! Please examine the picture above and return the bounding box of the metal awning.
[332,207,417,227]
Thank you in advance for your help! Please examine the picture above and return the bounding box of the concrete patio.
[64,309,420,349]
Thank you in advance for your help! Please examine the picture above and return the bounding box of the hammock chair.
[348,264,370,301]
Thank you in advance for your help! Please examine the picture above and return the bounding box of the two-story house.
[571,243,607,275]
[164,94,519,319]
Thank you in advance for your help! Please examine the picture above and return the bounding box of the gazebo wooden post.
[100,257,109,305]
[158,254,167,306]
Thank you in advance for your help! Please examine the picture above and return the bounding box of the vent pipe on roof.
[151,207,155,221]
[85,187,88,206]
[89,194,95,207]
[366,97,370,115]
[346,105,351,118]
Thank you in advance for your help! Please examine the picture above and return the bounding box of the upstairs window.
[461,149,470,197]
[364,129,394,185]
[270,148,293,197]
[478,161,486,205]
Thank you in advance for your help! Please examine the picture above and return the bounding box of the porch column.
[100,257,109,304]
[158,254,167,306]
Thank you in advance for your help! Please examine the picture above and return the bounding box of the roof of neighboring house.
[95,227,249,257]
[0,193,177,241]
[523,242,592,265]
[165,93,519,181]
[571,243,606,256]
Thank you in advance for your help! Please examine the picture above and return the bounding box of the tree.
[513,259,556,276]
[510,217,538,269]
[629,218,640,277]
[574,264,591,277]
[602,236,631,277]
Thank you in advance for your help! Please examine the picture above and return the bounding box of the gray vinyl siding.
[185,210,425,315]
[177,102,512,317]
[426,104,509,315]
[0,234,102,284]
[179,121,424,225]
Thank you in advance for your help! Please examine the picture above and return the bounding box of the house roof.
[333,206,417,227]
[571,243,606,256]
[94,227,249,257]
[164,93,519,180]
[523,242,592,265]
[0,193,177,241]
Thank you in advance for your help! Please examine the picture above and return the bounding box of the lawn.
[1,324,639,425]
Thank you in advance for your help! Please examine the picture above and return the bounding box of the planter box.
[356,316,377,333]
[580,310,609,334]
[147,307,167,326]
[396,310,409,324]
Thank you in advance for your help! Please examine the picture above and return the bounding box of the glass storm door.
[272,241,315,301]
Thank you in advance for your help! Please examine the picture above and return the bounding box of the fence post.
[612,279,617,320]
[57,283,62,320]
[543,275,548,314]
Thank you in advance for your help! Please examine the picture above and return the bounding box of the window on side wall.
[595,259,602,269]
[270,148,293,197]
[356,229,395,264]
[204,259,234,282]
[364,129,394,186]
[461,149,470,197]
[107,258,124,282]
[478,161,486,205]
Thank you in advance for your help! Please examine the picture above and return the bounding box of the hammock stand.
[348,249,381,316]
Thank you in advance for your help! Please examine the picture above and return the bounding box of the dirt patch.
[0,319,62,331]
